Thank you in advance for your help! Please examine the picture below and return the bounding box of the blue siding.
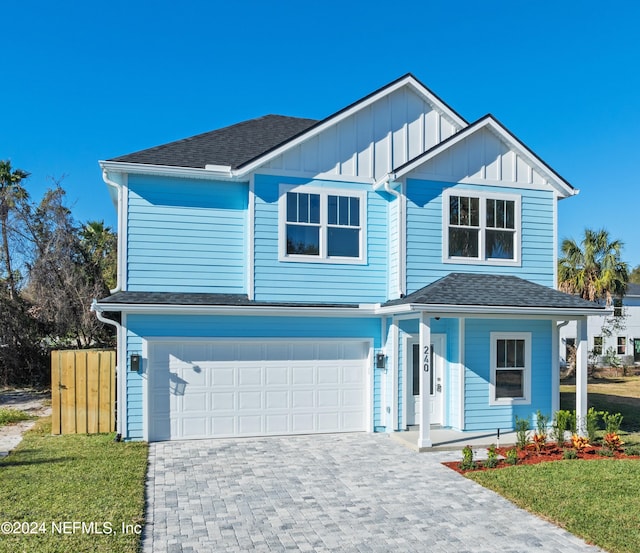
[464,319,553,431]
[124,314,382,440]
[252,174,388,303]
[127,174,247,293]
[405,179,555,292]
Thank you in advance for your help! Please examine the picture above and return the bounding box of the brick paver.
[142,433,602,552]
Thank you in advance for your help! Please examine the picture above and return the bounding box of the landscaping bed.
[445,442,639,474]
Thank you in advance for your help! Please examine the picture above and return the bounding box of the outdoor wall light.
[376,352,386,369]
[130,353,141,372]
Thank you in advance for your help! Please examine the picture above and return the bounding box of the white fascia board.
[94,303,379,318]
[376,303,610,318]
[234,76,467,179]
[99,160,239,182]
[392,117,576,199]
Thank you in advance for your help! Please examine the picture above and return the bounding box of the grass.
[0,418,148,553]
[464,374,640,553]
[467,460,640,553]
[561,374,640,443]
[0,408,33,427]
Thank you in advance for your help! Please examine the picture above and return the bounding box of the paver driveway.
[143,433,602,552]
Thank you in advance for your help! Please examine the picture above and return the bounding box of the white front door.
[407,334,445,426]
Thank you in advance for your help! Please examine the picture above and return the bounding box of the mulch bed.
[444,443,640,474]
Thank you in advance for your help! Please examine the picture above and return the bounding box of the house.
[93,74,606,446]
[560,283,640,368]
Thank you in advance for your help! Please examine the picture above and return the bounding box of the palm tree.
[558,228,628,305]
[0,160,30,298]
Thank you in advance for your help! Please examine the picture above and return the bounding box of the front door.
[407,334,445,426]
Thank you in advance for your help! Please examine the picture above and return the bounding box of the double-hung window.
[280,185,366,263]
[444,190,520,264]
[490,332,531,405]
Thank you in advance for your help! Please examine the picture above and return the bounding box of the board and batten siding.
[126,174,247,293]
[252,174,388,303]
[464,319,553,432]
[123,314,382,440]
[405,179,555,292]
[262,87,461,182]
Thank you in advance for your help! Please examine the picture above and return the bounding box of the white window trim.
[489,331,531,406]
[278,184,367,264]
[442,189,522,266]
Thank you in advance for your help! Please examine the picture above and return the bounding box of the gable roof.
[387,114,576,198]
[109,115,318,170]
[383,273,605,311]
[103,73,467,176]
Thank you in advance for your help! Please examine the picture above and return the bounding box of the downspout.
[102,170,123,294]
[91,300,125,439]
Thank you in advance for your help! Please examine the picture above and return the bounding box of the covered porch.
[379,274,609,448]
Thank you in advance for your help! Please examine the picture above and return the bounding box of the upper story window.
[279,185,366,264]
[614,298,623,318]
[444,190,521,265]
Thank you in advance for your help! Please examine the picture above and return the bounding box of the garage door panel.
[292,367,314,385]
[148,340,368,441]
[318,366,339,384]
[182,392,207,412]
[211,392,234,410]
[239,367,262,385]
[266,390,288,408]
[265,366,288,385]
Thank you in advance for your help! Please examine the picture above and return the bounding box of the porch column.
[576,317,588,436]
[418,311,432,448]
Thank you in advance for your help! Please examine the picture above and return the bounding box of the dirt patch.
[0,389,52,456]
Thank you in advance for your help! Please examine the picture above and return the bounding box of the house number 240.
[423,345,430,373]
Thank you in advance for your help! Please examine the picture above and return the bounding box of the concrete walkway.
[143,433,602,553]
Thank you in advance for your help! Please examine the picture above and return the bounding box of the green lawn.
[468,459,640,553]
[561,375,640,444]
[0,418,148,553]
[465,375,640,553]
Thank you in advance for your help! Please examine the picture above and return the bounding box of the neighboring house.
[560,283,640,367]
[94,74,605,446]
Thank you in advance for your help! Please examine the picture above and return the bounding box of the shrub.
[603,432,624,451]
[460,445,476,470]
[602,412,624,435]
[563,448,578,460]
[505,448,518,465]
[571,434,590,451]
[515,415,530,450]
[585,407,601,443]
[551,410,571,446]
[484,444,499,468]
[600,447,615,457]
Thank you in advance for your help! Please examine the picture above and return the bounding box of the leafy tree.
[22,187,116,349]
[80,220,117,291]
[0,160,29,298]
[558,228,629,305]
[629,265,640,285]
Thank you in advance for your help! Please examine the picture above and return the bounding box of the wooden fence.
[51,349,116,435]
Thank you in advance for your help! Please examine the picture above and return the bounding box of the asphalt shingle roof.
[98,291,358,309]
[109,115,318,170]
[383,273,606,310]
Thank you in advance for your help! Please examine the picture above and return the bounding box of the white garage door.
[147,340,369,441]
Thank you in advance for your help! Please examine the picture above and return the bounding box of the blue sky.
[3,1,639,268]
